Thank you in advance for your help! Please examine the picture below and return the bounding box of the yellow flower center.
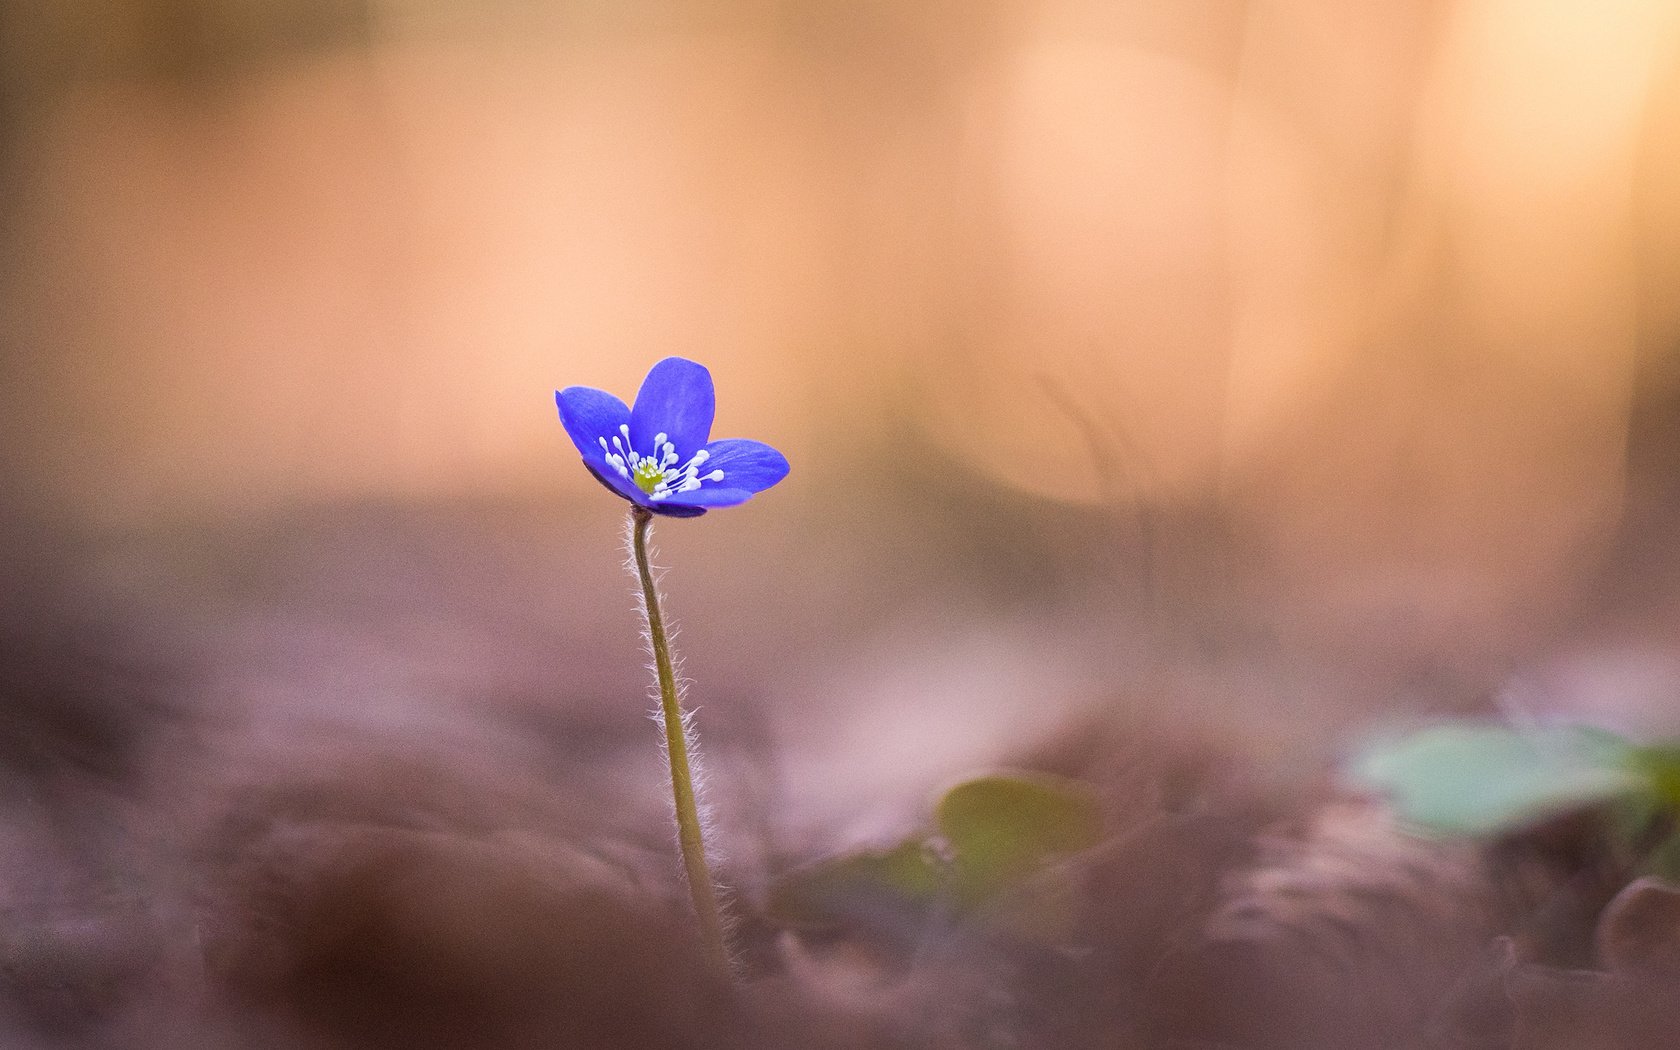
[633,458,665,494]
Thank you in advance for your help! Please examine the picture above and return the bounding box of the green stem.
[629,506,730,970]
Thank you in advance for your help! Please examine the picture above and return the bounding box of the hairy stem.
[629,506,729,970]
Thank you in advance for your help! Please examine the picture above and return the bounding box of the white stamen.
[595,428,730,501]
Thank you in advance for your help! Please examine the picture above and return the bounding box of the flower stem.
[629,506,730,970]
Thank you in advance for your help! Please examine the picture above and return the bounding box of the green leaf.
[935,773,1103,910]
[767,839,943,933]
[1349,723,1649,836]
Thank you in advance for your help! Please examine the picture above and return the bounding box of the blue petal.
[649,502,708,518]
[629,358,715,459]
[658,487,755,509]
[558,387,654,508]
[699,438,790,494]
[555,386,631,461]
[656,439,789,509]
[583,461,651,506]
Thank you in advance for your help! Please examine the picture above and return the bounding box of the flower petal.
[629,357,715,457]
[555,386,631,460]
[655,439,789,510]
[657,487,755,509]
[558,387,654,509]
[583,461,650,506]
[649,501,708,518]
[698,438,790,494]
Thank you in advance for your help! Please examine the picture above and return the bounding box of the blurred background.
[3,0,1680,811]
[0,0,1680,934]
[2,3,1680,1041]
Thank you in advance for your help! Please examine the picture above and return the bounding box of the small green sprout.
[770,772,1104,947]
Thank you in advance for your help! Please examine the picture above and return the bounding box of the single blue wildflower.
[556,356,789,517]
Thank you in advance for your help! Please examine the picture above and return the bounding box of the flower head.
[556,357,790,517]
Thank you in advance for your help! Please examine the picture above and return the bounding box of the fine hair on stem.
[626,506,732,971]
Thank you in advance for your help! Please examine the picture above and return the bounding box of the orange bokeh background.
[4,0,1680,775]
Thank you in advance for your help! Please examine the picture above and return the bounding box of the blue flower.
[555,357,790,517]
